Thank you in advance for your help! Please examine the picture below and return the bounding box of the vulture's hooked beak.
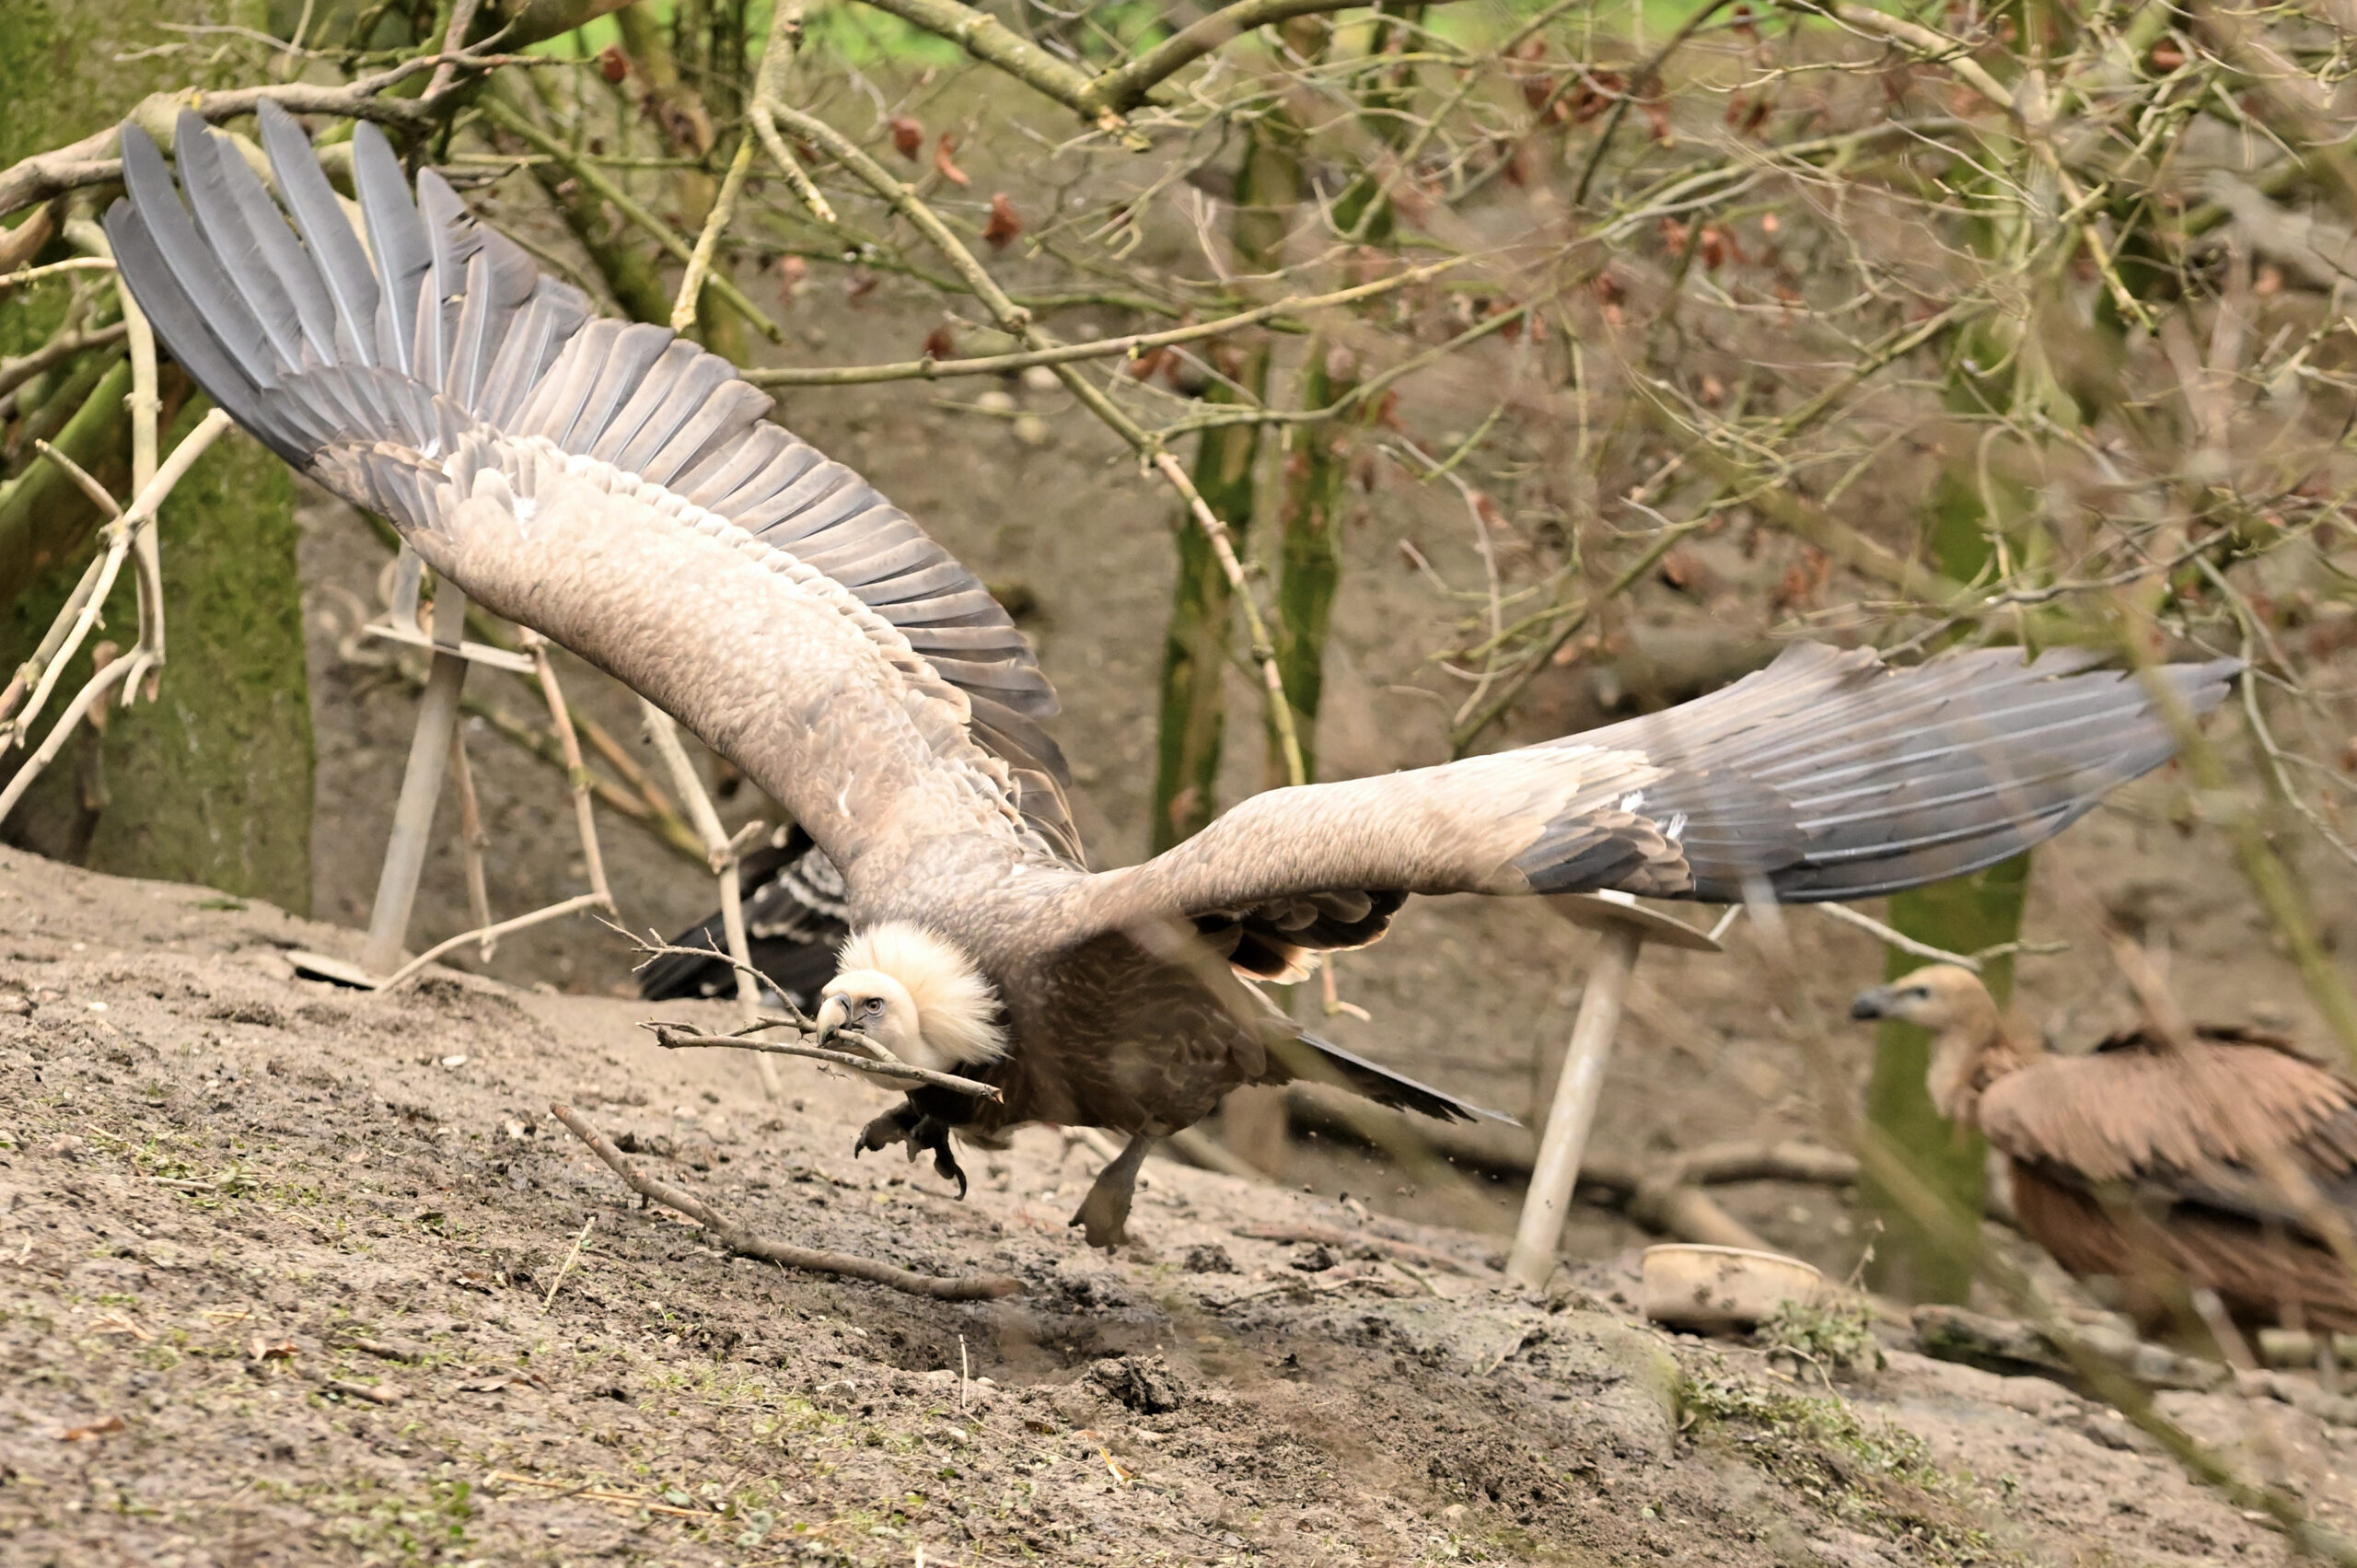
[811,994,849,1049]
[1848,985,1895,1021]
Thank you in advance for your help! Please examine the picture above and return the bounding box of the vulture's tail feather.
[1553,644,2240,902]
[1276,1031,1511,1126]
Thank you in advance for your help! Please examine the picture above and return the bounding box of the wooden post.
[361,583,469,975]
[1506,893,1723,1290]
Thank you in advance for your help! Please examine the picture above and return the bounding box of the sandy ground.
[1,844,2351,1565]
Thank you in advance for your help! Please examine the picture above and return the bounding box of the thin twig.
[1153,449,1307,787]
[744,260,1464,387]
[447,732,495,955]
[0,321,128,403]
[477,97,784,343]
[670,129,758,334]
[372,893,609,991]
[746,0,838,227]
[550,1104,1022,1299]
[646,1025,1004,1099]
[0,257,112,290]
[0,408,232,812]
[541,1214,595,1313]
[29,439,122,518]
[522,630,614,904]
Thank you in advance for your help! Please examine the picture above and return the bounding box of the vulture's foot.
[853,1102,923,1161]
[910,1115,969,1201]
[1068,1132,1152,1250]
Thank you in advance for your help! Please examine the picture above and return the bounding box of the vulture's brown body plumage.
[113,109,2241,1248]
[1853,966,2357,1332]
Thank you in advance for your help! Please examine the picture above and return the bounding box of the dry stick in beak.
[643,1024,998,1099]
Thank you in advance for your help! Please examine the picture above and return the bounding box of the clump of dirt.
[1,846,2343,1564]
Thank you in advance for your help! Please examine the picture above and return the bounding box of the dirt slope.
[0,845,2345,1566]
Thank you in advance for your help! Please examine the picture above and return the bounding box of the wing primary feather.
[187,113,343,366]
[474,282,587,427]
[101,198,301,461]
[1278,1032,1510,1125]
[256,100,378,366]
[412,170,482,395]
[351,122,432,375]
[116,127,281,393]
[172,115,308,368]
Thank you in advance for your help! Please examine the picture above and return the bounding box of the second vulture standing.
[112,107,2238,1247]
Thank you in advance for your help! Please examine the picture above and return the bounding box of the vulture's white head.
[1848,964,2011,1123]
[812,922,1008,1079]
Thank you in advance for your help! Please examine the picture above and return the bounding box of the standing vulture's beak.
[1849,986,1896,1021]
[812,994,849,1049]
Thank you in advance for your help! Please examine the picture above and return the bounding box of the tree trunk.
[1147,122,1297,852]
[0,398,314,912]
[1268,340,1358,787]
[1861,343,2040,1301]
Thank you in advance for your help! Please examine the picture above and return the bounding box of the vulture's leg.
[853,1100,923,1160]
[1069,1132,1152,1250]
[910,1116,969,1200]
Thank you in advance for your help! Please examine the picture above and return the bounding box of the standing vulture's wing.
[105,106,1081,881]
[1081,643,2237,979]
[1978,1040,2357,1238]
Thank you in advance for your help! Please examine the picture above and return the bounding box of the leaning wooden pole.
[1508,894,1723,1289]
[361,584,470,975]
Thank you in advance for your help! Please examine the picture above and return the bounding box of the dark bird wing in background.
[637,826,850,1005]
[1980,1033,2357,1231]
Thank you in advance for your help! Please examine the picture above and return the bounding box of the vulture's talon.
[1069,1132,1151,1250]
[934,1142,970,1201]
[854,1103,921,1161]
[904,1115,970,1200]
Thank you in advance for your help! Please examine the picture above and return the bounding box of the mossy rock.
[0,404,312,912]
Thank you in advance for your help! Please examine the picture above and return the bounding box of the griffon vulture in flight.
[111,108,2236,1247]
[1852,967,2357,1334]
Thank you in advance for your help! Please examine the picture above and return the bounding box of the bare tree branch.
[551,1104,1023,1300]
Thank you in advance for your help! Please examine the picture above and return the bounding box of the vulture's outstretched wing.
[106,106,1080,879]
[1086,644,2237,978]
[1980,1039,2357,1237]
[638,826,849,1005]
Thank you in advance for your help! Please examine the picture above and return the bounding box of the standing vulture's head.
[1848,964,2011,1124]
[812,923,1008,1082]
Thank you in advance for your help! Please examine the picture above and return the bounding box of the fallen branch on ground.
[550,1104,1022,1300]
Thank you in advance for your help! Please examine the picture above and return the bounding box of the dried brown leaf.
[983,192,1023,250]
[934,134,970,189]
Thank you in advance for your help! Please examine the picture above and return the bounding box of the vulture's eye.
[1904,987,1930,1001]
[863,996,887,1016]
